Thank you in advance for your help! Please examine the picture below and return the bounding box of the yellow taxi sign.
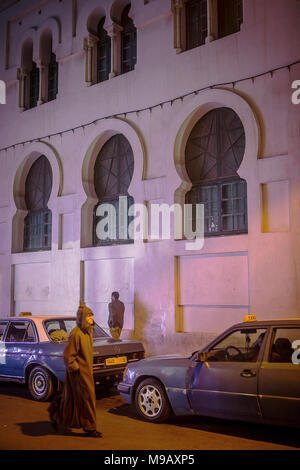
[19,312,32,316]
[244,314,257,322]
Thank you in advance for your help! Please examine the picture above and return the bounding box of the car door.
[187,327,268,421]
[258,326,300,427]
[0,321,9,375]
[4,320,37,378]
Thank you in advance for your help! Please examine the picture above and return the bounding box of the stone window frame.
[11,142,62,254]
[84,2,137,87]
[172,88,260,242]
[184,107,248,237]
[80,119,145,250]
[17,19,61,111]
[172,0,243,54]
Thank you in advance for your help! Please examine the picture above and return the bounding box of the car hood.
[128,354,193,389]
[93,338,144,356]
[142,354,189,361]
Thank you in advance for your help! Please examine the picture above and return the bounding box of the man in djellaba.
[48,302,102,438]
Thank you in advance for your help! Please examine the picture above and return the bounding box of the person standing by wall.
[48,302,102,438]
[108,291,125,340]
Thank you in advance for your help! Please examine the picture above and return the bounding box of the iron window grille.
[24,209,52,251]
[23,155,53,251]
[48,52,59,102]
[121,4,137,74]
[185,107,247,237]
[29,61,39,108]
[218,0,243,39]
[93,134,134,246]
[97,17,111,83]
[93,195,135,246]
[186,0,208,50]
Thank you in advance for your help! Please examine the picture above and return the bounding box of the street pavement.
[0,382,299,451]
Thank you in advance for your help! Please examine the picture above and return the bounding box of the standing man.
[48,302,102,438]
[108,291,125,340]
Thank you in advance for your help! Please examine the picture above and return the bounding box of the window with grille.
[24,155,52,251]
[218,0,243,39]
[29,61,39,108]
[185,107,247,236]
[93,134,134,246]
[97,17,111,83]
[186,0,208,51]
[121,4,137,74]
[48,52,59,101]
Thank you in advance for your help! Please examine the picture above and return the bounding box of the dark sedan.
[118,316,300,427]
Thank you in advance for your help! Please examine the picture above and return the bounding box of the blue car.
[0,315,144,401]
[118,316,300,427]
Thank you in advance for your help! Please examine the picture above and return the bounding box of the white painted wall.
[0,0,299,355]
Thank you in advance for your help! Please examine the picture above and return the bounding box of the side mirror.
[197,351,208,362]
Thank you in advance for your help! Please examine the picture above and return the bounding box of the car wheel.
[28,366,54,401]
[135,378,171,423]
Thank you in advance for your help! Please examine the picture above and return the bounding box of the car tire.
[28,366,54,402]
[135,378,171,423]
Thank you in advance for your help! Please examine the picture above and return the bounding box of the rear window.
[269,327,300,363]
[44,318,108,342]
[5,321,36,343]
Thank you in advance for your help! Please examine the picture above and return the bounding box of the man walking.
[108,291,125,340]
[48,302,102,438]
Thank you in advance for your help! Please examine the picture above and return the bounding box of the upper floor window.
[48,52,59,101]
[186,0,208,50]
[24,155,52,251]
[97,17,111,83]
[121,4,137,74]
[29,61,39,109]
[185,107,247,236]
[218,0,243,39]
[93,134,134,246]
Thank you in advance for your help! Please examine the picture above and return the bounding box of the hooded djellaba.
[47,302,102,438]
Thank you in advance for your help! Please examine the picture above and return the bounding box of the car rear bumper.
[93,366,125,384]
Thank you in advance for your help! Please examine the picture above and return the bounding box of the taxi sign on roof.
[244,314,257,322]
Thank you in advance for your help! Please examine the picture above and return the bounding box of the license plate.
[105,356,127,366]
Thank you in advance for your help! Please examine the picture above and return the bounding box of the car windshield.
[44,318,109,342]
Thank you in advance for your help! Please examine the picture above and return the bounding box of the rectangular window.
[6,321,36,343]
[48,57,59,102]
[24,209,52,251]
[218,0,243,39]
[97,38,111,83]
[186,0,208,50]
[207,328,267,362]
[29,63,39,109]
[269,328,300,363]
[93,196,135,246]
[187,179,247,236]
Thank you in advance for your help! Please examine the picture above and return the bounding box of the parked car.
[0,315,144,401]
[118,316,300,427]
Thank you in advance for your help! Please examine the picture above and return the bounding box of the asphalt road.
[0,382,299,451]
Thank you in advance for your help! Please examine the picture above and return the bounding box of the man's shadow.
[16,421,88,437]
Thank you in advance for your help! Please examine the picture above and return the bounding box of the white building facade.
[0,0,299,355]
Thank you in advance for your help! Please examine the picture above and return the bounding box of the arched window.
[186,0,208,51]
[93,134,134,246]
[48,52,59,101]
[218,0,243,39]
[96,17,111,83]
[121,4,137,74]
[24,155,52,251]
[185,107,247,236]
[29,61,39,109]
